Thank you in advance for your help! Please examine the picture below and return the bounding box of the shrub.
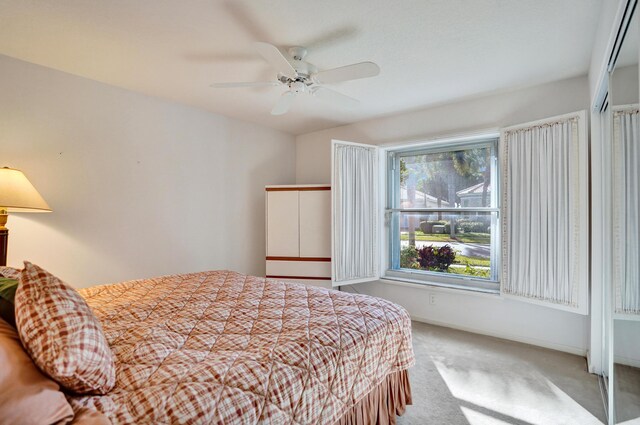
[417,246,437,269]
[462,263,491,278]
[435,245,456,270]
[400,246,420,269]
[419,220,447,234]
[457,221,489,233]
[417,244,456,271]
[440,218,492,235]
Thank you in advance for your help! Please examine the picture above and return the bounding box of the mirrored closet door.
[608,4,640,423]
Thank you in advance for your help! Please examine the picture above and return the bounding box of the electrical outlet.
[429,294,436,305]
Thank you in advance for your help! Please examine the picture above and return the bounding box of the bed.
[68,270,415,424]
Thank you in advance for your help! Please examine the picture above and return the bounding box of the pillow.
[0,317,74,425]
[0,266,21,279]
[14,262,116,395]
[0,277,19,302]
[0,267,23,327]
[0,299,15,328]
[0,277,19,327]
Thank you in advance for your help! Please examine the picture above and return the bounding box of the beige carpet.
[615,363,640,423]
[398,322,606,424]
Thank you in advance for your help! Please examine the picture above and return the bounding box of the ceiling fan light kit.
[210,42,380,115]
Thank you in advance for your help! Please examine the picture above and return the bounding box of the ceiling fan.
[210,42,380,115]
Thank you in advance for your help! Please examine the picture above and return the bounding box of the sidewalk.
[400,239,490,258]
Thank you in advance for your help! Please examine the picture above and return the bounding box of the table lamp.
[0,167,51,266]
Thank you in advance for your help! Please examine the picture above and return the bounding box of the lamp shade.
[0,167,51,212]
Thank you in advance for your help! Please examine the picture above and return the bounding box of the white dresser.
[265,185,331,288]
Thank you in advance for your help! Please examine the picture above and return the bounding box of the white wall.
[615,319,640,368]
[612,65,639,104]
[0,54,296,288]
[297,75,588,184]
[296,75,591,355]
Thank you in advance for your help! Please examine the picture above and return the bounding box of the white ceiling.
[0,0,602,135]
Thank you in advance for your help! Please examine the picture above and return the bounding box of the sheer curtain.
[332,141,378,285]
[613,107,640,315]
[501,116,582,309]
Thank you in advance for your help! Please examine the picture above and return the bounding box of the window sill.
[380,275,501,298]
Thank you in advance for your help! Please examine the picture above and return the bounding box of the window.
[333,115,586,308]
[385,138,499,291]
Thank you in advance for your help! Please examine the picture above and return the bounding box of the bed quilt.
[69,270,414,424]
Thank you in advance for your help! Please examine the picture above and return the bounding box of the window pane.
[400,146,493,208]
[393,211,495,280]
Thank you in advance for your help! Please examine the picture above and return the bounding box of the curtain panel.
[501,117,581,308]
[613,107,640,315]
[332,142,378,285]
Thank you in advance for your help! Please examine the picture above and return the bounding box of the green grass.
[449,265,491,278]
[453,255,490,267]
[397,263,491,279]
[400,231,490,245]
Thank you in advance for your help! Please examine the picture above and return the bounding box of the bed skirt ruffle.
[336,369,412,425]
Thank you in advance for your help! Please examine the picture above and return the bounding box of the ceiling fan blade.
[210,81,280,88]
[313,87,359,109]
[271,92,295,115]
[254,42,297,79]
[314,61,380,84]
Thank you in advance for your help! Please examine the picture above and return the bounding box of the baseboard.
[410,315,587,357]
[614,355,640,369]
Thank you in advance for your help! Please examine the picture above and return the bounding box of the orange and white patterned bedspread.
[70,270,415,424]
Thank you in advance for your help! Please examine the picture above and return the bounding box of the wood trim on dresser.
[266,275,332,281]
[266,256,331,262]
[265,186,330,191]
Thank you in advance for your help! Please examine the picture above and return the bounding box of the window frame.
[383,137,501,292]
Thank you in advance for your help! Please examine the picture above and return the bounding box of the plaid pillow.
[0,266,21,279]
[14,262,116,395]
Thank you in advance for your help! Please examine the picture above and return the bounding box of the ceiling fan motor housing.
[290,81,307,94]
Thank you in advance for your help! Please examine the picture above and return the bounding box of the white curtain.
[501,117,581,308]
[332,141,378,285]
[613,107,640,315]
